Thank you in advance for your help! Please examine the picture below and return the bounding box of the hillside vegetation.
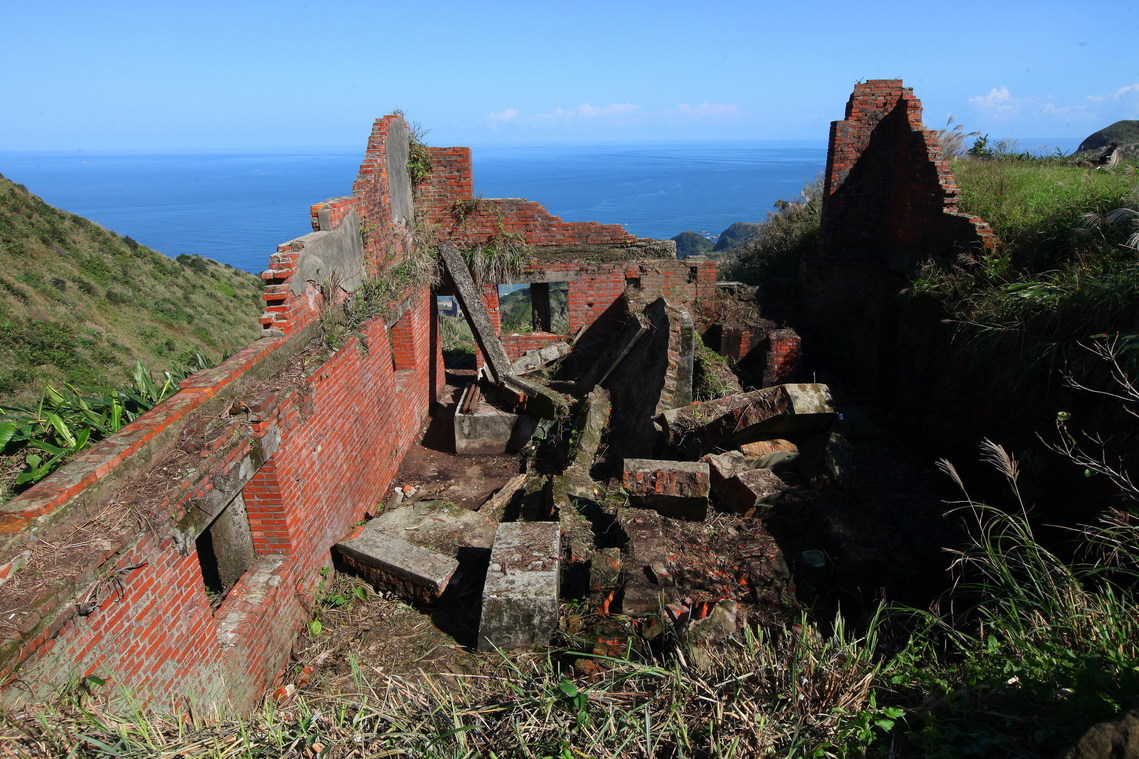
[0,174,263,405]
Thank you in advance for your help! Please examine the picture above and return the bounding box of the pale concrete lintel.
[478,521,562,651]
[438,242,513,384]
[496,270,581,285]
[383,296,415,328]
[176,426,281,550]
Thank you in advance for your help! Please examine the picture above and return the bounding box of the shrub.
[720,177,822,284]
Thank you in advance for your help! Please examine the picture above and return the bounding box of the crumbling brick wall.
[0,115,438,713]
[801,79,996,386]
[0,112,721,713]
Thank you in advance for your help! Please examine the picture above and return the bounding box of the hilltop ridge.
[0,174,263,405]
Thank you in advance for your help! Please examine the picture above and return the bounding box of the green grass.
[0,174,263,406]
[952,159,1135,272]
[906,159,1139,392]
[1,611,893,758]
[880,440,1139,757]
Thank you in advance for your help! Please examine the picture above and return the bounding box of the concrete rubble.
[478,521,561,651]
[332,276,843,656]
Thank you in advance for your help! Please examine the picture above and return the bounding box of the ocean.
[0,142,827,274]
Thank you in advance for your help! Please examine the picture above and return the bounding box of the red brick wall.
[0,114,438,714]
[0,111,714,713]
[803,79,997,386]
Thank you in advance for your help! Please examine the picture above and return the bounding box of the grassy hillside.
[0,174,264,405]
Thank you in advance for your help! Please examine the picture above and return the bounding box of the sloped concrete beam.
[438,242,513,384]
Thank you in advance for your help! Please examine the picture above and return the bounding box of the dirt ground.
[388,371,523,512]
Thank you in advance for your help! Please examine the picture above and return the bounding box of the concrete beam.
[478,521,561,651]
[658,383,836,458]
[438,242,513,384]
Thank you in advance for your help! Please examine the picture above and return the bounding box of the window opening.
[196,493,255,607]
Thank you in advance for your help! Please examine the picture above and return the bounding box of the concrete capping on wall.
[286,209,367,297]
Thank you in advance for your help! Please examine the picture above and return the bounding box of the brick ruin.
[800,79,996,387]
[0,113,787,712]
[0,80,990,712]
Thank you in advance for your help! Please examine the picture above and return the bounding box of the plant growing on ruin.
[933,116,980,159]
[321,240,441,352]
[720,177,822,285]
[406,121,432,186]
[0,356,210,493]
[452,195,483,224]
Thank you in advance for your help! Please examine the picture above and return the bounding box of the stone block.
[369,500,496,555]
[335,529,458,603]
[478,521,561,651]
[716,468,790,516]
[703,451,791,514]
[658,383,837,458]
[622,459,710,519]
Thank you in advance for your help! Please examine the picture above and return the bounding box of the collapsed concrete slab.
[657,383,837,459]
[603,298,696,460]
[368,499,497,555]
[478,521,562,651]
[454,383,541,455]
[576,310,650,394]
[512,341,571,375]
[335,528,459,603]
[622,459,710,520]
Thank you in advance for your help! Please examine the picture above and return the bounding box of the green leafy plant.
[0,355,209,490]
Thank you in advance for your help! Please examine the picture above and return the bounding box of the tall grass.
[886,440,1139,756]
[719,177,822,284]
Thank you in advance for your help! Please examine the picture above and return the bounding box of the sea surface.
[0,142,827,274]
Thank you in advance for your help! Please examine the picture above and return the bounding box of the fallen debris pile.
[332,250,840,658]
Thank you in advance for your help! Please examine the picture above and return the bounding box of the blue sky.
[4,0,1136,151]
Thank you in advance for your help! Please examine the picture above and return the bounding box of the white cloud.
[969,86,1019,116]
[483,107,519,128]
[533,103,642,125]
[663,102,740,119]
